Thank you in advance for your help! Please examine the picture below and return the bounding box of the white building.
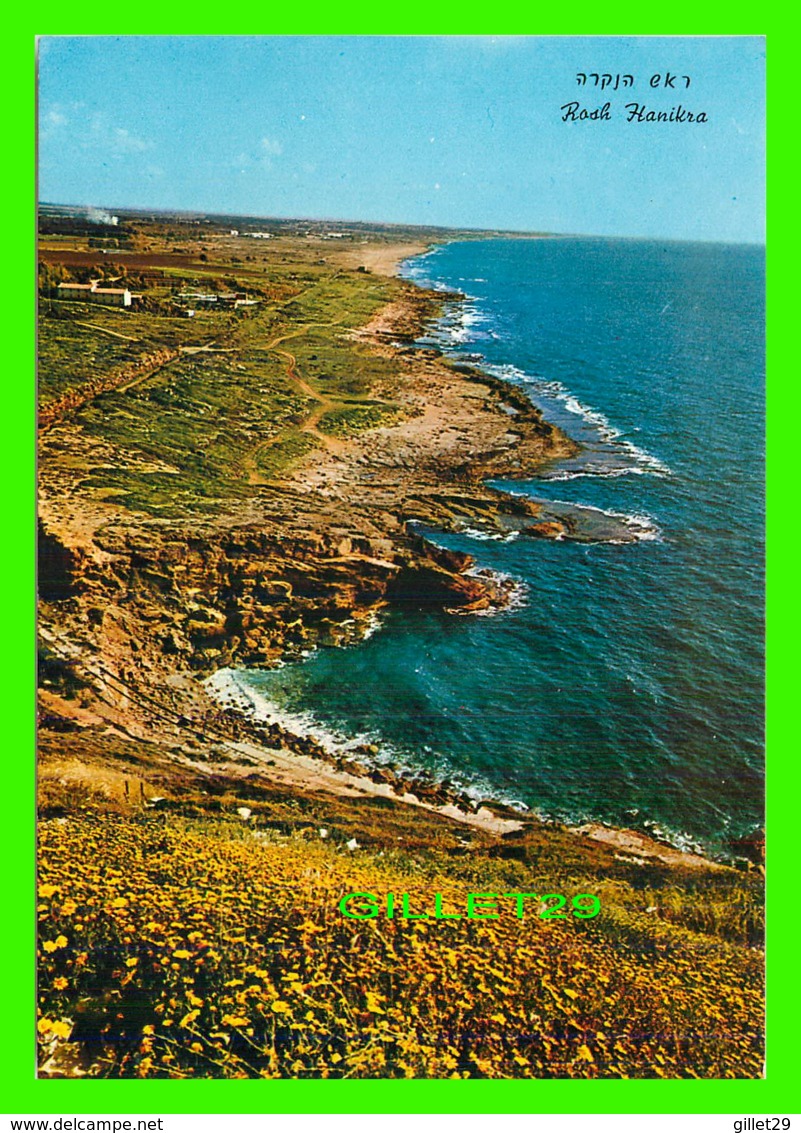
[57,280,132,308]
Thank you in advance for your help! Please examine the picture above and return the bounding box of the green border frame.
[10,13,789,1115]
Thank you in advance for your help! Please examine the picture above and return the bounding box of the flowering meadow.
[37,808,763,1079]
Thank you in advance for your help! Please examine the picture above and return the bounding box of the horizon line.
[37,199,765,248]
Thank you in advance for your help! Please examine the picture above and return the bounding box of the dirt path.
[72,320,139,342]
[42,272,346,429]
[277,350,349,451]
[114,355,181,395]
[180,343,237,355]
[241,344,348,484]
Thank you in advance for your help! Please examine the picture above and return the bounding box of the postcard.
[33,34,767,1092]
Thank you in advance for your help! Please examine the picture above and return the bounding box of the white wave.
[457,525,519,543]
[561,500,663,543]
[480,362,672,477]
[359,610,385,641]
[494,488,662,544]
[462,565,529,613]
[402,258,672,480]
[400,248,443,275]
[541,466,653,481]
[484,361,531,383]
[205,667,530,812]
[206,668,380,757]
[642,819,707,857]
[436,302,488,343]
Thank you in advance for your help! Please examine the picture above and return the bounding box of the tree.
[38,261,69,295]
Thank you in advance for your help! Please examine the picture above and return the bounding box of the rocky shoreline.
[38,245,737,870]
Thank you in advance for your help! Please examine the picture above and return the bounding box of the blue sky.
[38,36,765,242]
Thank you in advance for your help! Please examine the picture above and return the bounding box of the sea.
[210,236,765,857]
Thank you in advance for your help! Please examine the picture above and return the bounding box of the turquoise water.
[227,237,765,855]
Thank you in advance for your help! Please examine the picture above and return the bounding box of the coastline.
[209,244,734,871]
[326,240,433,277]
[36,222,765,1082]
[38,233,734,871]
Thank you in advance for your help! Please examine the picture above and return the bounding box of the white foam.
[491,487,663,544]
[541,466,653,481]
[457,525,520,543]
[438,302,488,342]
[205,667,530,812]
[642,819,707,857]
[481,362,672,477]
[359,610,385,641]
[463,565,529,613]
[206,668,378,757]
[551,499,663,543]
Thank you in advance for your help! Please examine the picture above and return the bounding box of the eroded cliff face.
[38,516,513,696]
